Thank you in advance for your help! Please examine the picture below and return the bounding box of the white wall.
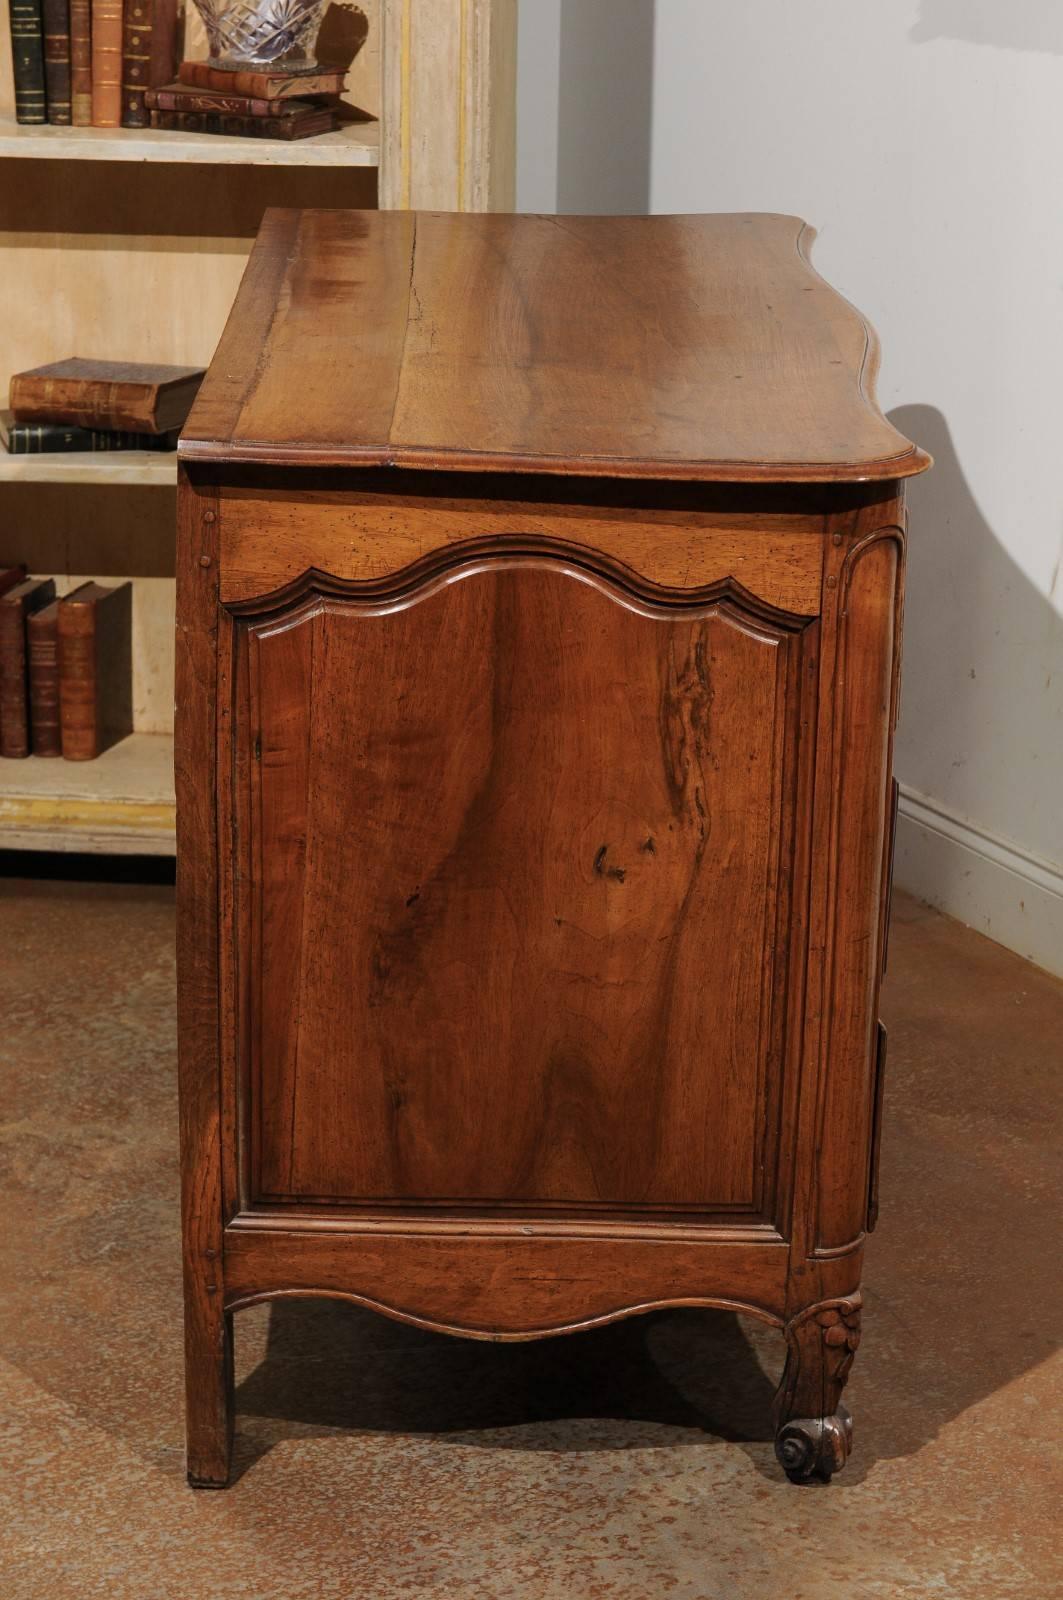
[517,0,1063,975]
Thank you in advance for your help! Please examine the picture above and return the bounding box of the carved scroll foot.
[773,1294,861,1483]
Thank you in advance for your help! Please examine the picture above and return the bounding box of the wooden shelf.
[0,117,379,167]
[0,733,176,854]
[0,448,178,486]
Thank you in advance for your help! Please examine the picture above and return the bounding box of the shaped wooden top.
[181,209,930,484]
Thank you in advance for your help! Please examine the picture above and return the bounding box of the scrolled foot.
[775,1404,853,1482]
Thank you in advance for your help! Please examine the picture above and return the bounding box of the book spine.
[69,0,92,124]
[3,420,176,452]
[90,0,122,127]
[121,0,152,127]
[28,609,61,757]
[9,0,48,124]
[10,374,156,431]
[42,0,71,123]
[0,603,31,759]
[151,108,329,140]
[146,86,283,116]
[58,604,99,760]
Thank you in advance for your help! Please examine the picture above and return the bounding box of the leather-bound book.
[0,566,29,598]
[0,578,57,759]
[9,0,47,123]
[69,0,92,125]
[150,105,335,140]
[1,409,179,453]
[42,0,72,123]
[178,59,346,98]
[27,600,61,756]
[11,359,206,434]
[58,582,134,760]
[147,82,322,117]
[121,0,178,128]
[90,0,123,126]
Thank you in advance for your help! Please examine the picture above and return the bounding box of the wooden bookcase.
[0,0,515,853]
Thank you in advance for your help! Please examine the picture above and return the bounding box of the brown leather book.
[42,0,72,123]
[177,59,346,99]
[149,106,335,140]
[11,359,206,434]
[90,0,123,126]
[0,565,28,598]
[69,0,92,125]
[0,577,57,759]
[27,599,62,756]
[147,82,322,117]
[121,0,178,128]
[58,582,134,759]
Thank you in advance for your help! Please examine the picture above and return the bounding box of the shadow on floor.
[232,1301,782,1484]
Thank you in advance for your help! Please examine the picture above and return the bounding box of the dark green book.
[10,0,47,124]
[0,411,179,454]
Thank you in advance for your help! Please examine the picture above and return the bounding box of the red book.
[58,581,134,760]
[0,577,57,758]
[149,106,335,141]
[147,82,322,117]
[177,58,345,99]
[28,599,62,756]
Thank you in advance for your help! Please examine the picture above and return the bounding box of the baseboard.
[894,785,1063,979]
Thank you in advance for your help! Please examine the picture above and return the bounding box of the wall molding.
[894,783,1063,978]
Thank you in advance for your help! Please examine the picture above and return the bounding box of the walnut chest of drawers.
[176,208,930,1487]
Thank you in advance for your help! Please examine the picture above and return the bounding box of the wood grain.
[236,559,813,1217]
[182,210,930,483]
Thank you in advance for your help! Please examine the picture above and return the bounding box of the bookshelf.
[0,0,515,855]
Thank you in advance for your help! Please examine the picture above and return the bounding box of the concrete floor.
[0,877,1059,1599]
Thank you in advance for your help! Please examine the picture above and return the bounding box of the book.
[27,599,61,756]
[42,0,72,123]
[57,581,134,760]
[150,106,335,141]
[121,0,178,129]
[10,359,206,435]
[0,566,29,598]
[69,0,92,124]
[1,409,179,454]
[0,578,57,759]
[177,59,346,99]
[146,82,324,118]
[9,0,47,124]
[90,0,122,126]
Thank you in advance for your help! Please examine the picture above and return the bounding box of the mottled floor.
[0,877,1059,1600]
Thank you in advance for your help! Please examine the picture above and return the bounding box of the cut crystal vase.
[191,0,330,71]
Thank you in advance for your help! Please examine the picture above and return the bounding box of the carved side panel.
[227,552,816,1224]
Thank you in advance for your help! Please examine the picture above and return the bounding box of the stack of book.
[2,358,204,455]
[145,59,346,142]
[0,570,133,760]
[9,0,346,140]
[9,0,179,128]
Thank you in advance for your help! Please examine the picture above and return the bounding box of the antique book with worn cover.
[9,0,47,123]
[69,0,91,123]
[42,0,72,123]
[58,581,134,760]
[27,600,62,757]
[177,59,345,98]
[121,0,178,128]
[11,360,205,435]
[149,106,334,140]
[147,82,322,118]
[90,0,123,126]
[0,578,57,759]
[1,410,178,454]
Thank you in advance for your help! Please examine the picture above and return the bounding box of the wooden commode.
[176,209,930,1487]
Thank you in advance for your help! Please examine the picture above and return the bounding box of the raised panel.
[231,555,815,1223]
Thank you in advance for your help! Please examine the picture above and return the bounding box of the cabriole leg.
[773,1293,861,1483]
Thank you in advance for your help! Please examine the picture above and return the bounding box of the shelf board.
[0,448,178,486]
[0,732,175,854]
[0,116,379,167]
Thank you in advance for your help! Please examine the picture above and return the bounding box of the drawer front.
[224,533,821,1226]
